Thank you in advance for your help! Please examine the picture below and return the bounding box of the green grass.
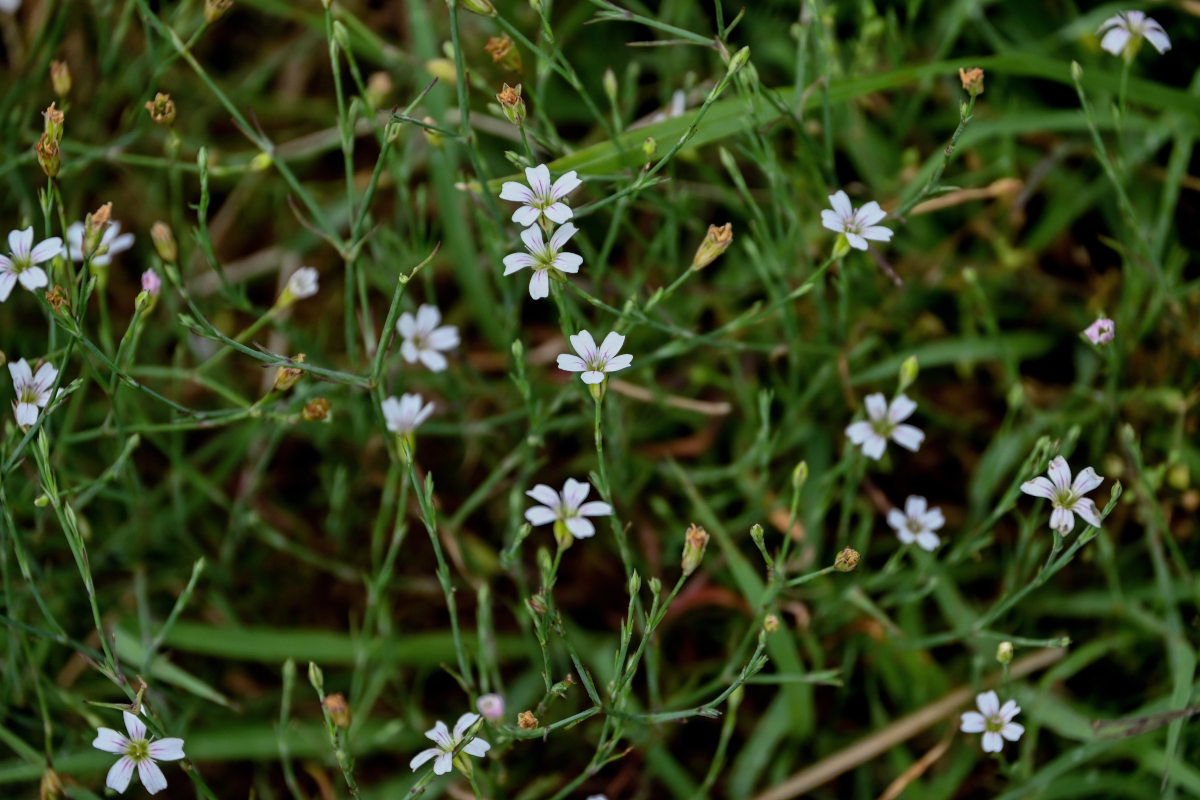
[1,0,1198,798]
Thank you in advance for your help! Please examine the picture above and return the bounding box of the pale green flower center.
[906,519,923,534]
[128,738,151,762]
[1052,488,1078,509]
[985,715,1005,734]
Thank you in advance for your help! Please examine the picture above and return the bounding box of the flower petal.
[15,402,38,427]
[148,738,186,761]
[122,712,147,742]
[551,170,582,198]
[578,500,611,517]
[1071,466,1102,495]
[525,484,561,508]
[17,266,48,290]
[1047,457,1072,492]
[397,311,416,338]
[976,691,999,717]
[543,202,573,225]
[846,232,868,251]
[9,227,32,258]
[982,731,1003,752]
[557,354,588,372]
[410,747,440,771]
[844,420,872,444]
[604,354,633,373]
[887,394,916,423]
[30,237,62,263]
[829,190,852,219]
[418,350,448,372]
[106,756,136,793]
[415,304,440,334]
[921,507,946,531]
[862,433,887,460]
[1099,26,1131,55]
[525,164,552,196]
[499,181,535,203]
[519,225,546,256]
[565,516,596,538]
[92,728,130,754]
[1001,721,1025,742]
[561,478,590,509]
[1074,499,1102,529]
[856,201,887,227]
[461,737,490,757]
[820,209,845,233]
[552,251,582,273]
[525,506,557,526]
[570,331,598,360]
[886,508,907,531]
[890,424,924,452]
[597,331,626,360]
[862,225,894,243]
[1050,506,1073,534]
[512,205,541,227]
[528,269,550,300]
[1020,476,1056,500]
[863,393,887,421]
[548,222,579,252]
[427,326,460,351]
[1144,24,1171,54]
[916,531,940,552]
[0,270,16,302]
[903,495,928,518]
[502,253,534,274]
[581,370,605,385]
[452,712,480,740]
[138,759,168,794]
[960,711,986,733]
[433,752,453,775]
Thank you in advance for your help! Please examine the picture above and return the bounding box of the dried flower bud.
[323,693,352,728]
[996,641,1013,665]
[763,614,780,634]
[151,221,177,263]
[40,768,65,800]
[527,592,547,616]
[517,710,538,729]
[83,203,112,258]
[496,83,526,127]
[43,103,64,143]
[50,61,71,98]
[205,0,233,23]
[681,523,709,577]
[476,693,505,722]
[958,67,984,97]
[485,34,520,71]
[145,92,176,126]
[274,354,306,392]
[834,547,860,573]
[302,397,331,422]
[35,135,60,177]
[691,222,733,271]
[45,286,69,314]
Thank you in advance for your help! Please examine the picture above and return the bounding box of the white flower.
[1020,456,1103,534]
[844,393,924,460]
[498,164,582,227]
[285,266,319,300]
[65,220,134,267]
[476,693,504,722]
[92,711,186,795]
[382,393,434,435]
[502,223,583,300]
[525,478,612,539]
[0,227,61,301]
[9,359,57,428]
[960,690,1024,754]
[0,0,20,13]
[556,331,632,385]
[397,305,459,372]
[887,495,944,551]
[409,712,490,776]
[820,190,893,251]
[1098,11,1171,57]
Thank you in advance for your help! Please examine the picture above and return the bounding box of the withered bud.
[35,135,61,178]
[763,614,780,634]
[83,203,112,257]
[40,768,65,800]
[496,83,526,127]
[274,354,306,392]
[302,397,331,422]
[681,523,709,577]
[959,67,984,97]
[145,93,176,126]
[43,102,64,142]
[485,34,521,72]
[691,222,733,270]
[151,221,177,262]
[205,0,233,23]
[834,547,860,573]
[45,286,69,314]
[323,692,352,728]
[50,61,72,98]
[517,710,538,729]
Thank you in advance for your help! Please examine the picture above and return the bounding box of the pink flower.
[1083,317,1114,345]
[141,269,162,297]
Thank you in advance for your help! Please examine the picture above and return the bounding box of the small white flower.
[820,190,893,251]
[285,266,319,300]
[476,693,505,722]
[66,220,134,267]
[0,0,20,14]
[498,164,583,227]
[397,304,459,372]
[0,227,61,301]
[960,690,1024,754]
[9,359,57,428]
[1020,456,1103,534]
[887,495,944,552]
[502,223,583,300]
[92,710,186,795]
[409,712,490,776]
[556,331,632,385]
[1098,11,1171,57]
[525,478,612,539]
[845,393,924,460]
[381,393,434,435]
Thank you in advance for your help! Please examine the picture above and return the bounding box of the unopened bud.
[996,641,1013,665]
[205,0,233,23]
[898,355,919,392]
[792,461,808,491]
[151,221,177,262]
[691,222,733,270]
[763,614,780,634]
[834,547,860,573]
[476,693,505,722]
[1070,60,1083,83]
[527,592,547,615]
[681,523,709,576]
[958,67,984,97]
[642,137,657,161]
[323,693,351,728]
[274,354,306,392]
[750,523,764,547]
[307,661,325,693]
[145,92,176,126]
[627,570,641,597]
[517,710,538,729]
[602,67,618,106]
[302,398,331,422]
[458,0,496,15]
[496,83,526,126]
[50,61,71,98]
[648,577,662,597]
[727,46,750,74]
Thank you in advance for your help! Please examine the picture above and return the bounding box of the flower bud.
[763,614,780,634]
[627,570,641,597]
[274,354,306,392]
[996,641,1013,665]
[50,61,71,98]
[681,523,709,576]
[691,222,733,271]
[303,397,331,422]
[277,266,319,308]
[496,83,526,127]
[307,661,325,693]
[750,523,764,548]
[834,547,860,573]
[45,286,69,314]
[517,710,538,729]
[145,92,176,126]
[649,577,662,596]
[1070,60,1083,83]
[642,137,657,161]
[35,135,60,178]
[457,0,496,15]
[898,355,919,392]
[205,0,233,23]
[602,67,618,106]
[727,46,750,74]
[323,693,352,728]
[476,693,505,722]
[83,203,112,258]
[40,768,65,800]
[151,221,178,263]
[792,461,808,491]
[527,592,547,616]
[43,103,64,143]
[958,67,984,97]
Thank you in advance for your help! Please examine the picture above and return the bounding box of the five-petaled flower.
[397,304,460,372]
[1020,455,1103,534]
[382,393,434,436]
[556,330,632,385]
[0,227,61,301]
[525,478,612,540]
[66,220,134,267]
[845,393,924,460]
[887,495,944,552]
[960,690,1024,754]
[409,712,490,776]
[820,190,893,251]
[1098,11,1171,58]
[9,358,57,428]
[92,710,186,795]
[499,164,582,228]
[502,223,583,300]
